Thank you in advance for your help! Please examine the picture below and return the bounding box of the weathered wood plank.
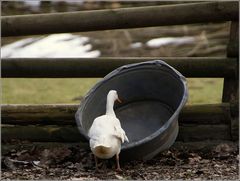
[172,140,238,152]
[230,101,239,141]
[179,103,231,125]
[230,117,239,141]
[227,21,239,57]
[178,124,231,142]
[2,2,238,37]
[222,21,239,102]
[1,125,85,142]
[1,103,234,125]
[1,124,231,143]
[222,21,239,140]
[222,78,239,102]
[2,104,77,125]
[1,57,237,78]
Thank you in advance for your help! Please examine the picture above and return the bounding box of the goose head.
[107,90,121,103]
[106,90,121,116]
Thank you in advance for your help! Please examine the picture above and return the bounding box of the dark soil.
[1,142,239,180]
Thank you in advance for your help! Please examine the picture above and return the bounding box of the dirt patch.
[1,142,239,180]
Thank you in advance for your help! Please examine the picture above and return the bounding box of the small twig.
[7,157,30,165]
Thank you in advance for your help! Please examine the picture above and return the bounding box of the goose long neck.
[106,95,116,117]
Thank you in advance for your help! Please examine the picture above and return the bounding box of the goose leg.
[115,154,122,172]
[94,155,99,172]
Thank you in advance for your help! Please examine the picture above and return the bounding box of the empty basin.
[75,60,188,160]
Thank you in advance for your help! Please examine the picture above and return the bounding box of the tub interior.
[116,100,173,144]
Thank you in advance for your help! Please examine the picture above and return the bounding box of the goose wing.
[88,115,129,143]
[113,125,129,143]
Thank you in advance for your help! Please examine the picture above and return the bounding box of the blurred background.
[1,0,229,105]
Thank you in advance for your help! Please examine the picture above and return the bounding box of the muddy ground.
[1,142,239,180]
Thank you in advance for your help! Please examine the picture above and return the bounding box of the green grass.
[2,78,223,105]
[186,78,223,104]
[2,78,101,104]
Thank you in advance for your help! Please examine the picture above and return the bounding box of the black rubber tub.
[75,60,188,161]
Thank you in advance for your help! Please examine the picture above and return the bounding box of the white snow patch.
[146,36,195,48]
[1,33,101,58]
[130,42,142,49]
[23,0,84,6]
[23,0,41,7]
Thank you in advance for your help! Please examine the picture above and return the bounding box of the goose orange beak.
[117,98,122,103]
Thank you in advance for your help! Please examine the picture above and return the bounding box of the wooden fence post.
[222,21,239,140]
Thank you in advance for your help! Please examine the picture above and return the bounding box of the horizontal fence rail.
[1,103,234,125]
[1,124,231,143]
[2,103,236,142]
[2,2,238,37]
[1,57,238,78]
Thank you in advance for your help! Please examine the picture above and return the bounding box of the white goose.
[88,90,129,172]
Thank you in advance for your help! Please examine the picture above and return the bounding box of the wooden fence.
[1,2,239,150]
